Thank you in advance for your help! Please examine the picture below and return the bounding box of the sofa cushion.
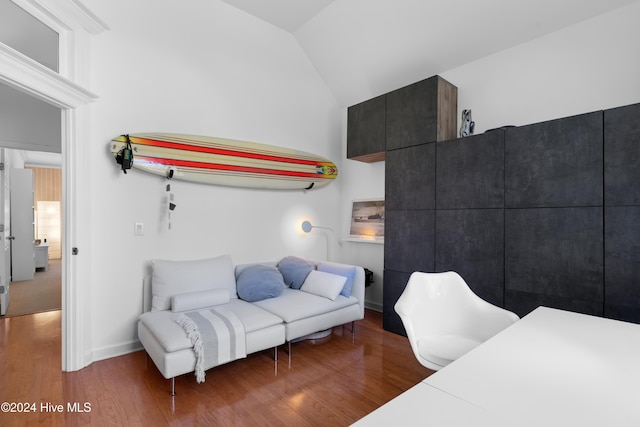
[171,289,230,312]
[225,299,283,333]
[151,254,236,311]
[236,264,285,302]
[277,256,315,289]
[300,270,346,301]
[139,300,283,353]
[317,262,356,297]
[139,311,194,352]
[253,288,357,323]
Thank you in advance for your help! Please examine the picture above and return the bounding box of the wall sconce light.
[300,220,334,260]
[301,220,333,234]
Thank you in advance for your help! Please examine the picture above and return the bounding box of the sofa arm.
[315,260,365,320]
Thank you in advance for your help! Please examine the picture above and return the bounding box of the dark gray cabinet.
[604,103,640,206]
[604,206,640,322]
[384,209,435,274]
[386,76,457,151]
[385,143,436,210]
[383,102,640,335]
[436,131,504,209]
[347,95,386,162]
[435,208,505,306]
[505,112,603,208]
[347,75,457,163]
[603,102,640,323]
[504,207,604,312]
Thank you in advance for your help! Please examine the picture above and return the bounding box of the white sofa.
[138,254,365,394]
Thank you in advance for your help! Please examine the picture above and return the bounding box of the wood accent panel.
[0,310,431,425]
[25,166,61,259]
[437,75,458,141]
[26,166,61,202]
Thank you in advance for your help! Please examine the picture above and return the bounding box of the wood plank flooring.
[0,309,433,426]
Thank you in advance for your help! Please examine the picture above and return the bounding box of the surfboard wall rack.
[115,134,134,173]
[110,133,338,190]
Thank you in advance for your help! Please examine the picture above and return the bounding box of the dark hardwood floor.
[0,309,433,426]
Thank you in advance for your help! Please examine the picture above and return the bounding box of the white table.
[352,382,511,427]
[354,307,640,426]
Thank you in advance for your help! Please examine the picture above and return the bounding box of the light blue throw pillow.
[317,263,356,297]
[277,256,315,289]
[236,264,285,302]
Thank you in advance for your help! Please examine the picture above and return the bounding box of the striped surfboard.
[110,133,338,190]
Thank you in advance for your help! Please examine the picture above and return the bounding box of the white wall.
[78,0,640,362]
[442,1,640,133]
[82,0,343,362]
[338,1,640,311]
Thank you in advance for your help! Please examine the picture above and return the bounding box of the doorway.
[0,0,103,371]
[2,161,63,317]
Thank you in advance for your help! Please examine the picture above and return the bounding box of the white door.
[0,150,11,315]
[10,168,34,281]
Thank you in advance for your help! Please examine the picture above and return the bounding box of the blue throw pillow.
[277,256,315,289]
[317,263,356,297]
[236,264,285,302]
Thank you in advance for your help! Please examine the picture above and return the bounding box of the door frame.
[0,0,106,371]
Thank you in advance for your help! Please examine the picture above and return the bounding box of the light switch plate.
[134,222,144,236]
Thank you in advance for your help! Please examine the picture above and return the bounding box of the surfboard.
[110,133,338,190]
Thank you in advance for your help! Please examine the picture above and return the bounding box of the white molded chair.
[395,271,519,371]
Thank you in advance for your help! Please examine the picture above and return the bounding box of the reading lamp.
[301,221,334,260]
[301,220,333,233]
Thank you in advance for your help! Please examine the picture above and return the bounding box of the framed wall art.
[349,199,385,242]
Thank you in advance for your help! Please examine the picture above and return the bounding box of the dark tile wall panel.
[382,270,412,336]
[384,103,640,333]
[347,94,386,160]
[605,304,640,324]
[604,102,640,206]
[505,207,604,302]
[386,77,438,151]
[605,206,640,307]
[436,131,504,209]
[384,209,435,273]
[505,290,604,319]
[435,209,504,306]
[505,111,603,208]
[385,143,436,210]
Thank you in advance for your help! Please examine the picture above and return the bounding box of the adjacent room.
[1,0,639,425]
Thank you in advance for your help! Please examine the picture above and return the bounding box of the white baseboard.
[90,340,143,364]
[364,300,382,312]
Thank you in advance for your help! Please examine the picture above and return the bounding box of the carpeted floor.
[3,258,61,317]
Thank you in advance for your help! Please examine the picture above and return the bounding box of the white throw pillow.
[151,254,236,311]
[300,270,347,301]
[171,289,230,312]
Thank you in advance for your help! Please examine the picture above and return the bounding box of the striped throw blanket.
[173,306,247,383]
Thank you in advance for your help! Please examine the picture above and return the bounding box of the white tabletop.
[354,307,640,426]
[424,306,640,426]
[351,382,511,427]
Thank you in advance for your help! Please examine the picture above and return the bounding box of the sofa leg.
[171,377,175,396]
[273,346,278,375]
[288,341,292,368]
[351,321,355,343]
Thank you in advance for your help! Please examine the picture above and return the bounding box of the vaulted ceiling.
[221,0,640,106]
[2,0,638,159]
